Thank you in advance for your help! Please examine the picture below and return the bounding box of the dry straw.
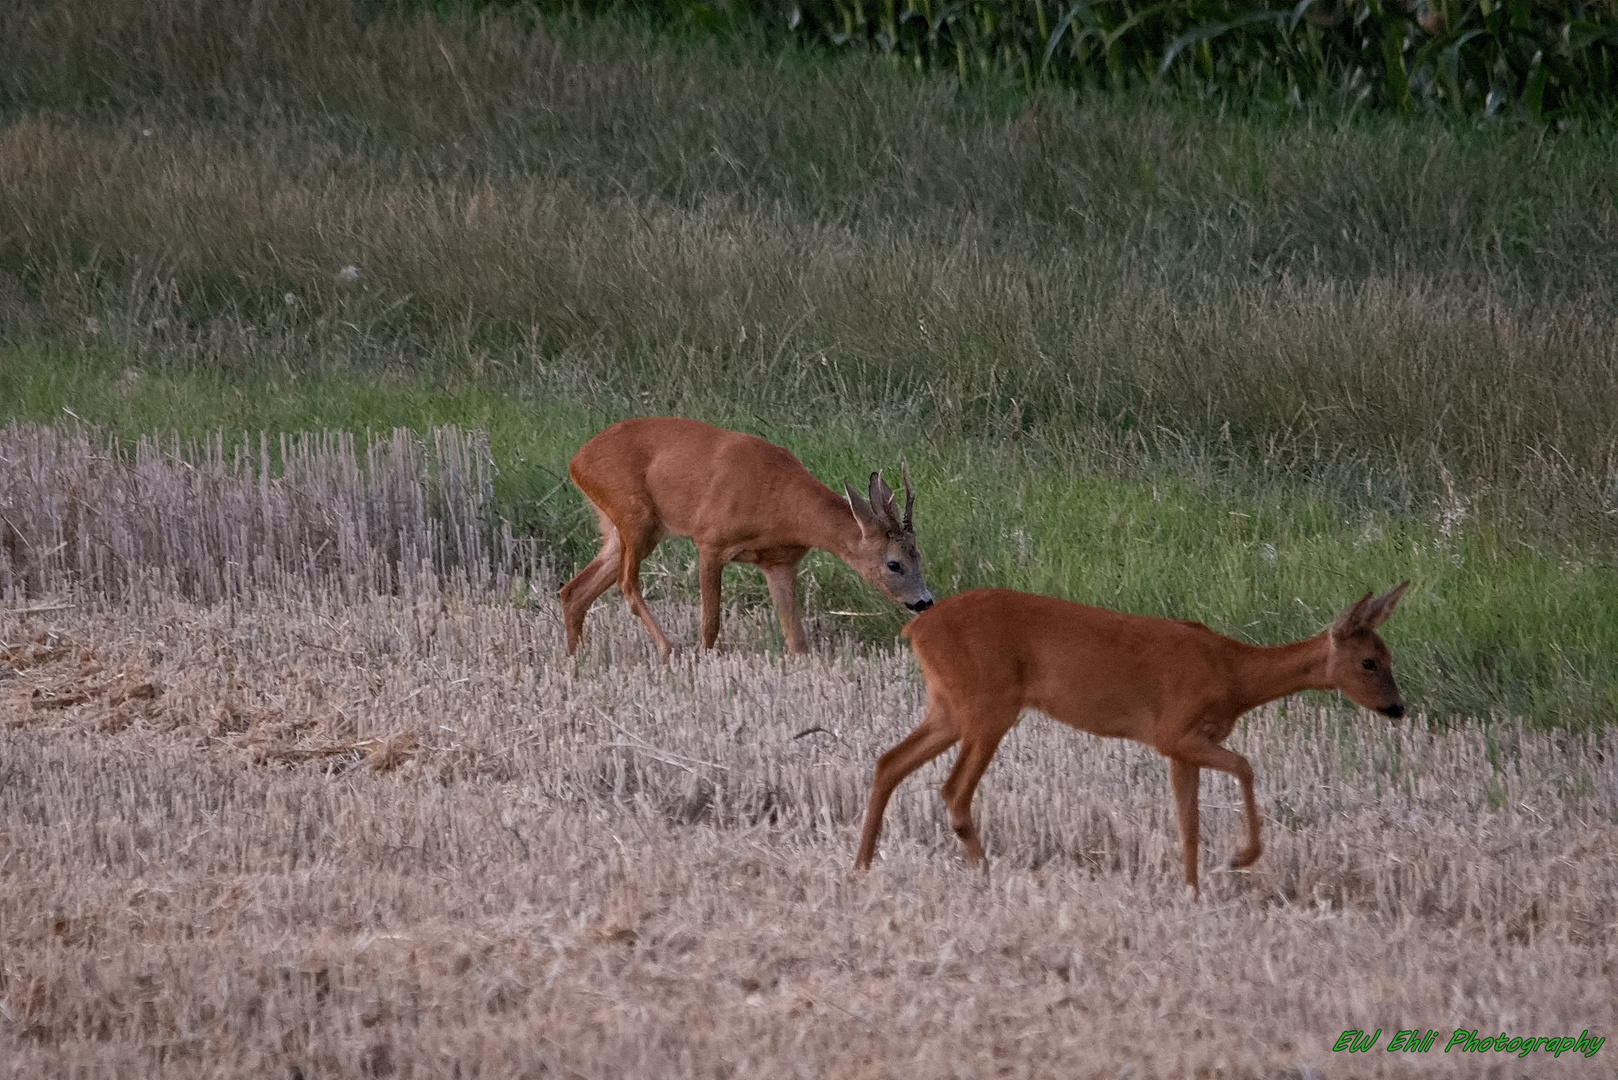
[0,424,1613,1077]
[0,423,534,605]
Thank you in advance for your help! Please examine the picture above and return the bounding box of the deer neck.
[1231,633,1333,713]
[798,482,870,561]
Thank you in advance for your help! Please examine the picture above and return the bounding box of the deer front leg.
[1171,737,1264,879]
[697,548,725,650]
[1169,758,1202,896]
[761,562,809,654]
[1216,746,1264,870]
[940,738,998,866]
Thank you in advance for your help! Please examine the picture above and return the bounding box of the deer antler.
[900,465,914,533]
[869,472,900,532]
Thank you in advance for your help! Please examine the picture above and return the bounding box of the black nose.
[1380,703,1405,719]
[907,598,934,612]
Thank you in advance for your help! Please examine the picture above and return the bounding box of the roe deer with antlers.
[854,583,1409,894]
[561,418,934,659]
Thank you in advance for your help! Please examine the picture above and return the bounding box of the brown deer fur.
[561,418,933,659]
[855,584,1409,894]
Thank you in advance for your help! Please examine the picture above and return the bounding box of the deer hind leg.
[761,562,808,655]
[938,699,1018,867]
[854,696,960,870]
[1169,758,1203,896]
[1170,736,1263,881]
[615,517,674,661]
[559,505,623,654]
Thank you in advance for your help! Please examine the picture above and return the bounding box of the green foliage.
[627,0,1618,118]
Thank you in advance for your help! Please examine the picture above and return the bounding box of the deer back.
[905,589,1249,743]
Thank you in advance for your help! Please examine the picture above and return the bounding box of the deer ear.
[1329,591,1375,639]
[844,480,875,540]
[1362,581,1409,629]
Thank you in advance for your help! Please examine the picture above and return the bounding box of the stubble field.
[3,582,1618,1075]
[3,553,1615,1076]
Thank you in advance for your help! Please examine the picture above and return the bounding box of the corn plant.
[627,0,1618,117]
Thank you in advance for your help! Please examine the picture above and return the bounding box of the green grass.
[7,344,1616,726]
[1,0,1615,726]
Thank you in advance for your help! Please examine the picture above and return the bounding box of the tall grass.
[3,3,1614,516]
[4,94,1616,533]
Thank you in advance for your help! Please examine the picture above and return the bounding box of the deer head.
[1326,582,1409,718]
[843,467,934,613]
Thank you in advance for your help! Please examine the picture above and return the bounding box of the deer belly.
[735,546,807,567]
[1043,697,1155,742]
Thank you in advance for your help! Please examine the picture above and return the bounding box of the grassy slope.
[0,1,1615,723]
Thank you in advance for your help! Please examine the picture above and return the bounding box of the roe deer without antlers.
[561,418,934,659]
[854,583,1410,895]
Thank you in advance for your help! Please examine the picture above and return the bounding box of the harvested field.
[1,425,1613,1077]
[2,585,1615,1078]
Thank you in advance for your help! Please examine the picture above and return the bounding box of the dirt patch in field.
[0,606,462,779]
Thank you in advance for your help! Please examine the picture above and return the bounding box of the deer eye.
[1362,658,1377,671]
[886,560,904,573]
